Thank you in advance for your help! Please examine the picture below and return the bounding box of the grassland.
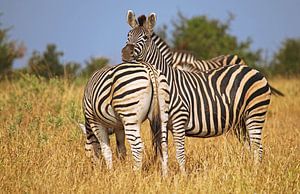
[0,75,299,193]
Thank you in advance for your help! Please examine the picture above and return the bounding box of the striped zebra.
[152,33,284,96]
[82,61,170,174]
[122,11,271,173]
[80,17,281,164]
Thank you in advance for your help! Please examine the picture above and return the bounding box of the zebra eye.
[143,35,148,40]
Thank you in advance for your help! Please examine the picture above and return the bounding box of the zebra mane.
[138,15,146,26]
[151,32,174,65]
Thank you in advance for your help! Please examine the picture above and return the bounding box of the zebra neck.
[151,33,173,65]
[152,33,197,68]
[143,41,179,88]
[150,34,191,83]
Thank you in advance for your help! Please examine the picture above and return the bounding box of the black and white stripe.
[122,11,271,173]
[171,51,245,71]
[154,35,283,96]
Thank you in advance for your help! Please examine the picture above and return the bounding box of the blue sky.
[1,0,300,68]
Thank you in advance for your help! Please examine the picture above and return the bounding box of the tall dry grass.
[0,75,299,193]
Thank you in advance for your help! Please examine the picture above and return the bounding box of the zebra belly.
[185,98,236,137]
[185,113,233,137]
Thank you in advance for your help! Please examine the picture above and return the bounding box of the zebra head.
[122,10,156,62]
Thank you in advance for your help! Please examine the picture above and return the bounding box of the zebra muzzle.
[121,44,135,62]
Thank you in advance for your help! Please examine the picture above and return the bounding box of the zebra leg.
[149,118,169,177]
[158,75,170,177]
[247,125,263,164]
[114,128,127,160]
[90,121,113,169]
[172,124,186,174]
[245,114,267,164]
[161,121,168,177]
[124,123,143,171]
[234,122,251,152]
[83,120,101,164]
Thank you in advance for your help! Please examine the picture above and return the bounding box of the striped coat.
[122,11,271,173]
[82,61,170,174]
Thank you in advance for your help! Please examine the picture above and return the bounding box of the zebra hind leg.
[235,119,251,151]
[150,117,169,177]
[83,120,101,165]
[245,85,270,165]
[245,113,268,164]
[124,123,144,171]
[160,121,169,177]
[114,128,127,160]
[90,121,113,169]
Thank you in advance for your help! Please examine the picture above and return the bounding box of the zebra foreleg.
[172,123,186,174]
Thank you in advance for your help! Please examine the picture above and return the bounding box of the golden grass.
[0,75,299,193]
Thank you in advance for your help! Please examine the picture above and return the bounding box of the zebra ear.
[147,12,156,32]
[127,10,138,28]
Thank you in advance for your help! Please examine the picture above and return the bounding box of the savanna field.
[0,75,299,193]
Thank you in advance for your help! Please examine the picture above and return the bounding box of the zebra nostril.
[122,44,137,61]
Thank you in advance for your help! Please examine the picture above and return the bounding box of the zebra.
[82,61,170,175]
[122,10,272,173]
[79,55,247,163]
[79,17,281,163]
[81,11,280,167]
[152,32,284,96]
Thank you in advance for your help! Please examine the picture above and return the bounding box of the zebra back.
[153,34,283,96]
[169,47,247,72]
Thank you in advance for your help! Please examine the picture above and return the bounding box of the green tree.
[271,38,300,76]
[168,12,261,66]
[0,27,25,79]
[28,44,64,78]
[81,57,109,77]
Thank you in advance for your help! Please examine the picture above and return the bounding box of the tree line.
[1,13,300,80]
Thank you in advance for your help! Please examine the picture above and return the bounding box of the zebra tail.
[269,85,284,96]
[148,65,163,160]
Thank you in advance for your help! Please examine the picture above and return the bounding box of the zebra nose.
[122,44,134,62]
